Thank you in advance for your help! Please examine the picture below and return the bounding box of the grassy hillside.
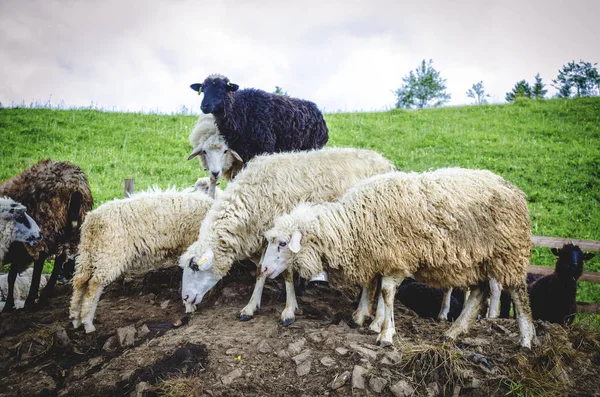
[1,97,599,306]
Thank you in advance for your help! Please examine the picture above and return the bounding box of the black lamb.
[396,278,465,321]
[190,74,329,163]
[499,244,594,324]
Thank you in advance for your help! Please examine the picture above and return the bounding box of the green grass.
[1,97,599,305]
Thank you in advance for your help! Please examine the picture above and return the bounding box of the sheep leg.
[2,265,20,313]
[445,283,487,341]
[369,293,385,333]
[487,278,501,318]
[239,270,266,321]
[280,270,298,326]
[508,284,537,349]
[24,254,47,311]
[438,288,453,321]
[80,279,104,333]
[351,285,372,327]
[39,251,67,302]
[376,275,402,347]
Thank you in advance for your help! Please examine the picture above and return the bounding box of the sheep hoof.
[84,323,96,333]
[348,320,361,329]
[378,339,393,348]
[280,318,295,327]
[72,319,82,329]
[2,304,15,313]
[238,314,253,322]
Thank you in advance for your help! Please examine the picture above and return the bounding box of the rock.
[135,381,151,397]
[221,368,243,385]
[103,335,119,352]
[54,327,70,346]
[335,347,349,356]
[307,331,323,343]
[351,365,368,389]
[287,338,306,355]
[136,324,150,340]
[390,380,414,397]
[462,337,490,346]
[320,356,336,367]
[491,322,511,335]
[257,340,272,354]
[160,300,170,309]
[117,325,136,347]
[292,350,312,365]
[221,287,237,298]
[276,349,289,358]
[384,350,402,364]
[380,356,394,366]
[296,360,312,377]
[369,376,387,393]
[426,382,440,397]
[324,337,337,348]
[265,323,279,338]
[328,371,351,390]
[225,348,240,356]
[350,343,378,361]
[146,293,156,302]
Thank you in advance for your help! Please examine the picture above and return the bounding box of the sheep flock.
[1,75,597,379]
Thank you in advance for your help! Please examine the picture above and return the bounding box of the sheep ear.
[188,145,203,160]
[583,252,595,261]
[226,82,239,92]
[190,83,203,94]
[289,231,302,253]
[198,249,214,271]
[231,150,243,163]
[551,248,560,256]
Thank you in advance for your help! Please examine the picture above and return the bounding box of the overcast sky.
[1,0,598,113]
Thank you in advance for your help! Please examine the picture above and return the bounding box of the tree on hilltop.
[274,86,289,96]
[532,73,547,99]
[505,80,533,102]
[466,81,490,105]
[552,60,600,98]
[394,59,451,109]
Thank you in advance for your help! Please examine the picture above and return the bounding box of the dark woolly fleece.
[396,278,464,321]
[0,159,93,310]
[204,77,329,162]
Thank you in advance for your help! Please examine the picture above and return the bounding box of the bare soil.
[1,261,599,397]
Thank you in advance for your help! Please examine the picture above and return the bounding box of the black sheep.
[0,160,93,312]
[396,278,465,321]
[190,74,329,163]
[499,244,594,324]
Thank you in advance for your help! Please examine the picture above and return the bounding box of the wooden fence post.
[124,179,134,197]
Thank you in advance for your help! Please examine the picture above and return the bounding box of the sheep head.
[551,243,595,281]
[0,198,42,247]
[190,74,239,114]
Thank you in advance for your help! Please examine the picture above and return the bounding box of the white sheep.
[69,181,215,333]
[262,168,536,348]
[179,148,396,325]
[0,268,48,309]
[0,197,42,262]
[187,114,244,198]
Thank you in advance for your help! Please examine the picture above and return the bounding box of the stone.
[296,360,312,377]
[349,343,378,361]
[369,376,387,393]
[292,350,312,365]
[117,325,136,347]
[276,349,289,358]
[221,287,237,298]
[136,324,150,340]
[257,340,272,354]
[307,331,323,343]
[160,300,170,309]
[384,350,402,364]
[462,337,490,346]
[426,382,440,397]
[390,380,414,397]
[54,327,70,346]
[221,368,243,385]
[135,381,151,397]
[103,335,119,352]
[320,356,336,367]
[380,356,394,366]
[351,365,368,389]
[335,347,349,356]
[287,338,306,355]
[146,293,156,302]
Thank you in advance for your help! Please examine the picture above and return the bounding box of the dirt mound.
[1,263,599,396]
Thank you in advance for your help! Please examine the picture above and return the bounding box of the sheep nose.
[211,171,219,179]
[183,295,189,302]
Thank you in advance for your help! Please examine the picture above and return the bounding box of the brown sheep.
[0,159,93,312]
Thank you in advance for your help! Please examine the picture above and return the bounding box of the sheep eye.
[278,241,287,248]
[202,150,207,155]
[224,149,228,154]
